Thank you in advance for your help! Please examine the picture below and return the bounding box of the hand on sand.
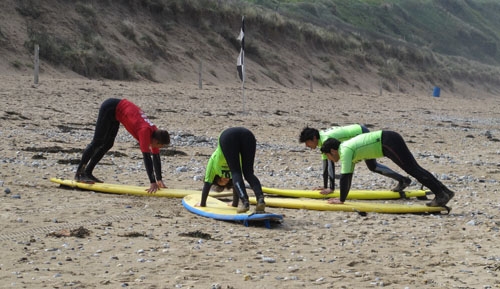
[327,198,344,204]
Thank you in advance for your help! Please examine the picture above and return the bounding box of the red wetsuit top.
[115,99,159,154]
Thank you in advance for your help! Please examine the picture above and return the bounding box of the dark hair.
[299,127,319,143]
[153,130,170,145]
[320,138,341,154]
[212,176,233,192]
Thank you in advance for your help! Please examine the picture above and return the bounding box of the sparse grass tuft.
[11,60,23,69]
[15,0,41,19]
[119,20,137,43]
[24,29,134,80]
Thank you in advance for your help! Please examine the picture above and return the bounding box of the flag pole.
[237,16,246,114]
[241,44,245,114]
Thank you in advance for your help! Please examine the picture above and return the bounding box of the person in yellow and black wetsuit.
[320,130,455,207]
[197,127,266,213]
[300,124,411,195]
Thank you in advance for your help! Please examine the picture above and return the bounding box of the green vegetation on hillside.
[12,0,500,90]
[246,0,500,64]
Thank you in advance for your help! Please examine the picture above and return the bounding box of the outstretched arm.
[198,181,212,207]
[322,159,329,189]
[328,159,336,191]
[143,152,162,193]
[327,173,353,204]
[319,159,336,195]
[153,153,167,188]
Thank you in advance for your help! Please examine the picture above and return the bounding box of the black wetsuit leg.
[364,159,407,183]
[219,127,264,203]
[77,98,121,175]
[238,130,264,201]
[361,125,407,184]
[380,131,445,198]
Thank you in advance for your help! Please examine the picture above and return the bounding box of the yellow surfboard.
[262,187,429,200]
[50,178,232,198]
[249,197,449,214]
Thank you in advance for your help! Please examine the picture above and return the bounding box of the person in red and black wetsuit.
[75,98,170,193]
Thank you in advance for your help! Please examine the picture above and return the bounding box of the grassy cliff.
[2,0,500,94]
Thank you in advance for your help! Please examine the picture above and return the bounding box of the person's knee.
[365,161,377,171]
[101,140,115,151]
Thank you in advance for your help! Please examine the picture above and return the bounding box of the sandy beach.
[0,74,499,288]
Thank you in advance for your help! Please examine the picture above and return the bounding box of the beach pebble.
[287,266,299,273]
[4,187,11,194]
[262,257,276,263]
[467,220,476,226]
[176,166,188,173]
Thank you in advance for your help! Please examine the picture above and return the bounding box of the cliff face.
[0,0,498,98]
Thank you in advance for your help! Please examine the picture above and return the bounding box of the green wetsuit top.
[204,144,231,183]
[319,124,363,160]
[339,130,384,174]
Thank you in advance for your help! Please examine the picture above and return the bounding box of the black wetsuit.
[220,127,264,204]
[200,127,264,207]
[380,131,448,196]
[323,125,408,191]
[338,131,451,203]
[76,98,121,177]
[76,98,161,183]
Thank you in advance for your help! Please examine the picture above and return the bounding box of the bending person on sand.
[320,130,455,207]
[197,127,266,213]
[75,98,170,193]
[299,124,411,194]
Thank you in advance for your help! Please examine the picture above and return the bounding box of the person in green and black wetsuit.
[299,125,411,195]
[320,130,455,207]
[197,127,266,213]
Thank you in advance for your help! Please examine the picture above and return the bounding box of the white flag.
[236,16,245,82]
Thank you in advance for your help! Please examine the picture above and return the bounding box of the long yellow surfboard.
[50,178,232,198]
[262,187,429,200]
[249,197,449,214]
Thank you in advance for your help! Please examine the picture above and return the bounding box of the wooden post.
[198,60,202,89]
[34,44,39,85]
[309,68,313,92]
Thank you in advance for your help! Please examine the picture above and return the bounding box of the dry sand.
[0,75,499,288]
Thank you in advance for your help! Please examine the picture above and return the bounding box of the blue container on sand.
[433,86,440,97]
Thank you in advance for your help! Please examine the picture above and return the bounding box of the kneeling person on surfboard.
[320,131,455,207]
[299,125,411,194]
[197,127,266,213]
[74,98,170,193]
